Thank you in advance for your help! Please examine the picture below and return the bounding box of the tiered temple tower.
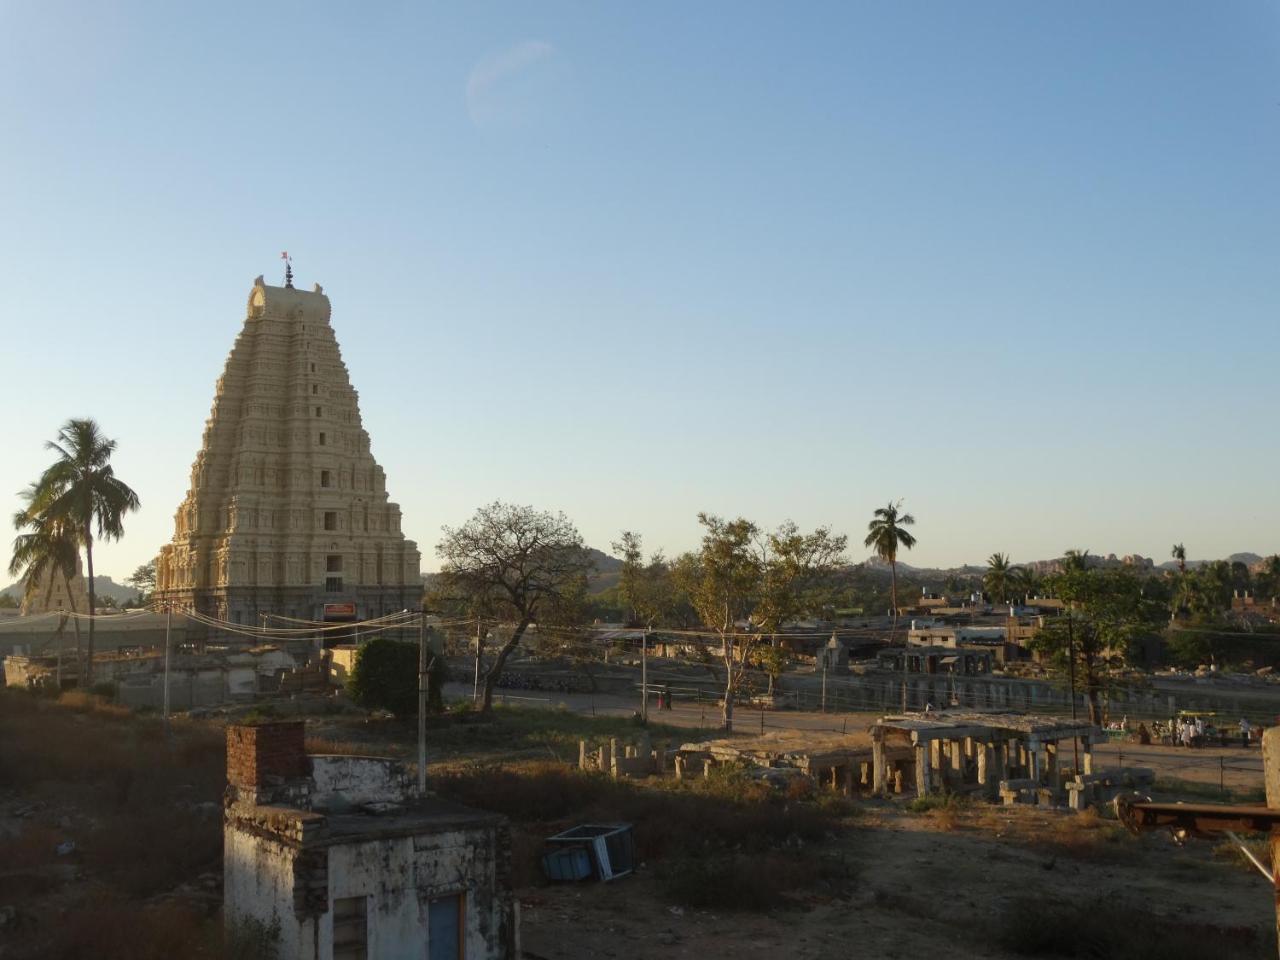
[153,275,421,629]
[19,556,90,616]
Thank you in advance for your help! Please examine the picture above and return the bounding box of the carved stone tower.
[153,276,421,630]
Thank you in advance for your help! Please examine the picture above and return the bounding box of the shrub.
[347,637,419,717]
[347,637,447,718]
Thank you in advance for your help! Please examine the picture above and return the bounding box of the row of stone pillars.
[872,732,1094,799]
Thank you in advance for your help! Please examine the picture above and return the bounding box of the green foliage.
[347,637,426,719]
[13,419,140,681]
[984,552,1021,603]
[0,593,16,609]
[864,499,917,615]
[1030,565,1164,720]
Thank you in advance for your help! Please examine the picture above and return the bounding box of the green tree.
[1013,564,1043,601]
[671,514,761,731]
[751,521,847,693]
[0,594,16,609]
[984,552,1018,604]
[436,502,592,711]
[863,500,917,629]
[612,531,676,629]
[347,636,420,718]
[1170,543,1186,575]
[126,560,156,601]
[1030,567,1162,723]
[1061,548,1090,574]
[18,420,139,681]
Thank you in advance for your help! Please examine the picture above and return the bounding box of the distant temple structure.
[19,557,89,616]
[152,273,421,631]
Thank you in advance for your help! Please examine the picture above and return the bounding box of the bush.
[346,637,449,718]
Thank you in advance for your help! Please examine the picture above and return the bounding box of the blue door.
[428,894,462,960]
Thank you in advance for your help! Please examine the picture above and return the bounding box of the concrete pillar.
[1029,749,1041,784]
[950,738,964,783]
[860,761,871,786]
[610,738,619,769]
[625,745,636,759]
[893,768,904,794]
[703,758,714,778]
[915,744,932,795]
[1082,743,1094,775]
[578,740,588,770]
[674,754,686,780]
[930,738,943,776]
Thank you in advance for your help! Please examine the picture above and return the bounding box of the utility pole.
[821,658,828,713]
[1066,609,1080,773]
[641,627,649,723]
[472,619,483,704]
[163,605,172,731]
[417,609,428,795]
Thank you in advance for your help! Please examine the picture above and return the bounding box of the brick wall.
[227,721,308,787]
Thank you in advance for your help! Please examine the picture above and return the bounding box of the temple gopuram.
[152,269,421,634]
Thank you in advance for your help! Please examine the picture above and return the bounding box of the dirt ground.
[519,803,1273,959]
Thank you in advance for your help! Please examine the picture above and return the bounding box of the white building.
[223,721,517,959]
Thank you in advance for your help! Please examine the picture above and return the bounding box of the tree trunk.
[479,618,531,712]
[722,636,735,731]
[84,528,96,684]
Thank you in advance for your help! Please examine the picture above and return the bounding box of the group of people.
[1165,715,1252,748]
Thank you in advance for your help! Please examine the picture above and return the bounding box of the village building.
[151,274,421,635]
[223,720,517,959]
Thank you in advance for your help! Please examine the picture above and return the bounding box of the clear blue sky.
[2,1,1278,580]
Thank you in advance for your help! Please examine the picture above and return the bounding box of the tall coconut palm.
[864,500,917,628]
[984,552,1016,604]
[1171,543,1187,575]
[23,419,139,682]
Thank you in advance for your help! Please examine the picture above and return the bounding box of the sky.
[1,1,1278,581]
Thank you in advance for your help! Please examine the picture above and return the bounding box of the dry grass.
[304,736,369,755]
[431,760,855,910]
[0,689,228,959]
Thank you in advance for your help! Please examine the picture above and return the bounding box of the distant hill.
[1,575,141,605]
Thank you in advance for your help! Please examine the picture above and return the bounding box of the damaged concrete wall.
[310,756,414,810]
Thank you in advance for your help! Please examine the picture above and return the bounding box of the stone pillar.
[579,740,588,770]
[1082,742,1094,775]
[915,743,932,796]
[950,739,965,784]
[674,754,686,780]
[872,732,886,796]
[977,742,995,799]
[893,768,904,794]
[930,739,943,777]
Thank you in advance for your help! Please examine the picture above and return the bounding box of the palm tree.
[22,419,139,682]
[1062,549,1090,574]
[1171,543,1186,575]
[1014,564,1042,602]
[984,553,1017,604]
[864,500,917,627]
